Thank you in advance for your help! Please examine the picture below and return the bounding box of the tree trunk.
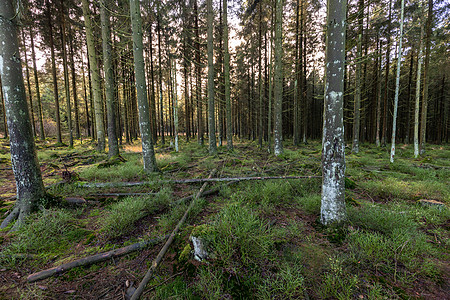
[20,29,36,138]
[223,0,232,150]
[29,28,45,140]
[0,75,7,138]
[81,54,91,138]
[100,0,120,158]
[157,10,165,145]
[129,0,159,172]
[321,0,347,225]
[0,0,46,229]
[82,0,106,152]
[273,0,283,156]
[405,49,414,144]
[390,0,405,163]
[68,25,80,140]
[59,0,73,148]
[414,10,425,158]
[351,0,364,153]
[194,0,203,145]
[375,39,382,147]
[420,0,433,154]
[47,0,62,144]
[172,58,179,152]
[207,0,217,154]
[148,24,158,142]
[381,0,392,146]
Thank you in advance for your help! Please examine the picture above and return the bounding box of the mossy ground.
[0,137,448,299]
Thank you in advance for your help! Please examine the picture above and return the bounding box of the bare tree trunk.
[20,29,36,138]
[129,0,159,172]
[375,39,382,147]
[321,0,347,225]
[47,0,62,144]
[0,0,46,229]
[100,0,120,158]
[82,0,106,152]
[207,0,217,154]
[29,28,44,140]
[381,0,392,146]
[273,0,283,156]
[81,54,91,138]
[390,0,405,163]
[223,0,232,150]
[414,10,425,158]
[351,0,363,153]
[157,8,165,145]
[59,1,73,148]
[0,75,7,138]
[68,25,80,140]
[420,0,433,154]
[172,58,179,152]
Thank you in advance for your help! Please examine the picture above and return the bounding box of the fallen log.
[26,235,168,283]
[130,169,217,300]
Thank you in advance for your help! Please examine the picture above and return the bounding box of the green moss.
[179,243,192,262]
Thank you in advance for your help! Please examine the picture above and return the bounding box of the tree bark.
[82,0,106,152]
[47,0,62,144]
[29,28,44,140]
[100,0,120,158]
[414,10,425,158]
[381,0,392,146]
[0,75,7,138]
[130,0,159,172]
[0,0,46,229]
[321,0,347,225]
[68,24,81,140]
[27,235,166,283]
[157,9,165,145]
[20,29,36,138]
[351,0,363,153]
[59,0,73,148]
[390,0,405,163]
[420,0,433,154]
[207,0,217,154]
[273,0,283,156]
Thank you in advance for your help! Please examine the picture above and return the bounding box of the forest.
[0,0,449,298]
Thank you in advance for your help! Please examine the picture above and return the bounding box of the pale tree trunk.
[390,0,405,163]
[351,0,363,153]
[321,0,347,226]
[207,0,217,154]
[172,58,179,152]
[59,1,73,148]
[414,9,425,158]
[100,0,120,158]
[0,0,46,229]
[420,0,433,155]
[129,0,159,172]
[29,28,44,140]
[82,0,106,152]
[223,0,233,150]
[273,0,283,156]
[47,0,62,144]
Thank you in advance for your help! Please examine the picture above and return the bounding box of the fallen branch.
[130,169,217,300]
[78,175,320,189]
[171,181,237,206]
[88,192,158,198]
[26,235,168,283]
[168,175,321,184]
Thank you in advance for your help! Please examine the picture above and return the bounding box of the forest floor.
[0,137,449,299]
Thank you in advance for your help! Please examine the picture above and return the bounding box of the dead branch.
[78,175,320,189]
[26,235,168,283]
[130,169,217,300]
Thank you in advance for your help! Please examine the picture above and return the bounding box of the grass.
[100,188,171,238]
[0,139,448,299]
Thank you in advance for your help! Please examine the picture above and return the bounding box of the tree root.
[0,207,19,229]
